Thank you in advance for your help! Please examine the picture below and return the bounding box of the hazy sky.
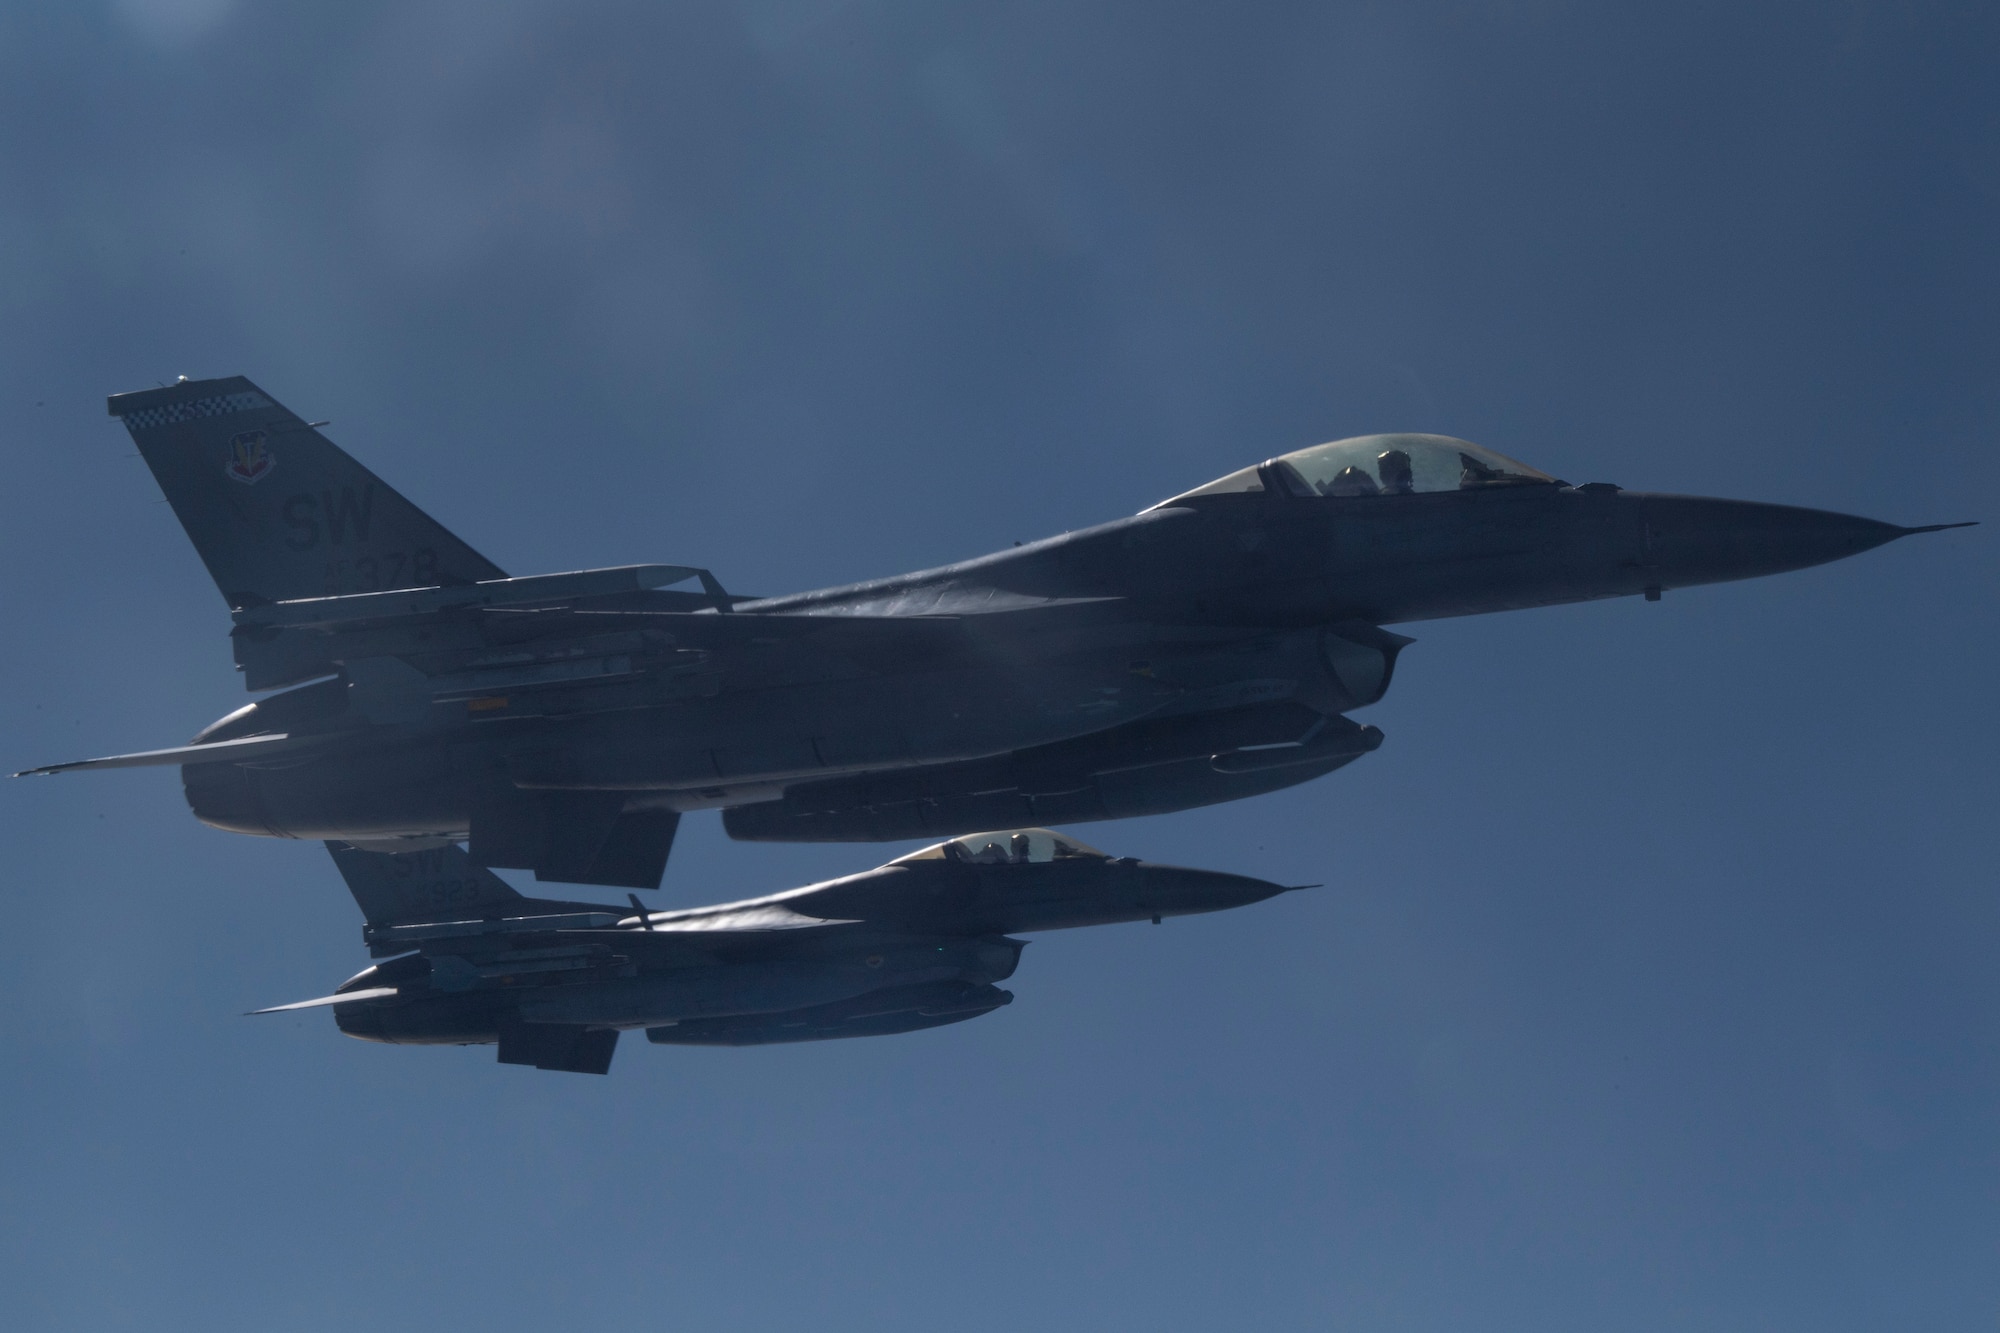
[2,3,1995,1329]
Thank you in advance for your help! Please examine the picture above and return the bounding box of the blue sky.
[1,3,1995,1329]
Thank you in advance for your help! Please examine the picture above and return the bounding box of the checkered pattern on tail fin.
[109,376,504,608]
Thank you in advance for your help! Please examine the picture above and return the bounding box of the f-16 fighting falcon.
[261,829,1294,1075]
[19,376,1972,889]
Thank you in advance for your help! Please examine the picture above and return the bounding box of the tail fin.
[327,840,524,926]
[110,376,505,609]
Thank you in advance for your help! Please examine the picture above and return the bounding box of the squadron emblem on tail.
[224,429,273,484]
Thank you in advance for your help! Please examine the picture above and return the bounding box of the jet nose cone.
[1140,865,1292,913]
[1640,496,1912,589]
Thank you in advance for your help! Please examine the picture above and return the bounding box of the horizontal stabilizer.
[496,1018,619,1074]
[14,731,335,776]
[248,986,399,1015]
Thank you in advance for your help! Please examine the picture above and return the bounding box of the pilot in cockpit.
[1459,451,1514,488]
[1157,433,1558,508]
[1320,466,1379,497]
[1377,448,1415,495]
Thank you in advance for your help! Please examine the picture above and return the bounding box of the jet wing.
[567,595,1125,647]
[232,593,1118,693]
[738,591,1123,618]
[625,901,857,933]
[14,731,337,776]
[247,986,399,1015]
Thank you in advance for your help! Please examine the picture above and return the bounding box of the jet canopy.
[1163,433,1558,505]
[891,827,1109,866]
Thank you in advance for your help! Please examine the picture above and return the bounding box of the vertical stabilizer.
[109,376,504,608]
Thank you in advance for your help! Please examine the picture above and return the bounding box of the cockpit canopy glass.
[1162,434,1556,505]
[891,828,1109,866]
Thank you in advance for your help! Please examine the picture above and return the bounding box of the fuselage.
[182,472,1907,854]
[57,381,1951,893]
[331,837,1288,1051]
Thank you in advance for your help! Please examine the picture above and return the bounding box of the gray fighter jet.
[258,829,1293,1074]
[20,376,1971,888]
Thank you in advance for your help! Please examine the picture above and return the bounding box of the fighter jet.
[257,829,1294,1074]
[19,376,1972,888]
